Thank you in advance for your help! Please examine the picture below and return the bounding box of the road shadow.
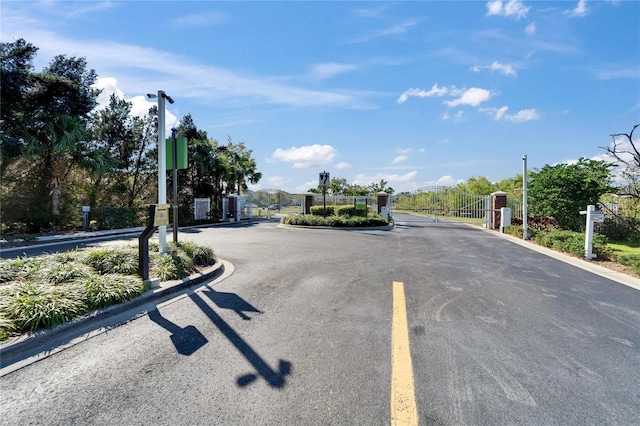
[201,287,263,320]
[148,287,291,389]
[188,290,291,389]
[148,309,208,356]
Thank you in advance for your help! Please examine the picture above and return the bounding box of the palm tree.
[24,115,87,216]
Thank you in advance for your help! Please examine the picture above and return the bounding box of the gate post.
[491,192,508,230]
[304,193,315,214]
[377,191,388,214]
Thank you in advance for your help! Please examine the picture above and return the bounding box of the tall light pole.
[523,155,529,240]
[147,91,174,254]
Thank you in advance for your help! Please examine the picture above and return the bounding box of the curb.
[0,259,231,375]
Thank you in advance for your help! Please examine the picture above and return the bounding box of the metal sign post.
[319,171,330,217]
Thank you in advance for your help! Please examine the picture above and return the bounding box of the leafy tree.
[225,137,262,195]
[87,97,157,207]
[528,158,614,231]
[495,174,524,198]
[368,179,394,195]
[455,176,496,195]
[0,39,38,174]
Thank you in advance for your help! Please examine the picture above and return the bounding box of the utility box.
[500,207,511,233]
[81,206,91,231]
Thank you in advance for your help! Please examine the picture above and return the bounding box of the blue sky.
[2,0,639,193]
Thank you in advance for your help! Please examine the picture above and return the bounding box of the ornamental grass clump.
[83,247,139,275]
[0,240,216,341]
[83,274,145,310]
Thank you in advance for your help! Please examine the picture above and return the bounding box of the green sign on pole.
[166,137,188,169]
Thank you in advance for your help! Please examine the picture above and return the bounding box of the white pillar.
[583,205,596,260]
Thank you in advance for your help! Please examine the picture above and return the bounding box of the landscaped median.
[280,205,392,228]
[0,241,217,342]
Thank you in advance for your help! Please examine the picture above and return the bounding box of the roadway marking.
[391,281,419,425]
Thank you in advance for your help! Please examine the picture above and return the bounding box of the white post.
[580,205,597,260]
[157,91,167,254]
[522,155,529,240]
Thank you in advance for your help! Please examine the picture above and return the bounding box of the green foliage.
[456,176,497,195]
[83,247,139,275]
[83,274,145,310]
[616,254,640,275]
[502,225,538,239]
[174,241,216,266]
[0,283,87,332]
[0,240,216,339]
[532,230,611,259]
[528,158,614,231]
[91,206,147,230]
[281,213,388,227]
[310,206,335,216]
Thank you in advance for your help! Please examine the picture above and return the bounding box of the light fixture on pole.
[147,91,174,254]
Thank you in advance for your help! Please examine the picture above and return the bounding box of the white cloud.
[393,155,409,164]
[93,76,125,108]
[266,176,289,188]
[93,77,179,134]
[271,144,338,168]
[525,22,536,35]
[397,148,413,155]
[472,61,517,76]
[1,28,374,110]
[481,106,540,122]
[486,0,530,19]
[335,162,352,170]
[296,180,319,193]
[435,175,462,186]
[445,88,491,108]
[443,110,465,122]
[311,63,359,80]
[566,0,589,17]
[397,84,448,103]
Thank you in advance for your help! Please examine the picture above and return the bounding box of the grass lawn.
[607,240,640,257]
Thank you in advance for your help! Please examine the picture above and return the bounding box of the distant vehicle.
[268,204,279,210]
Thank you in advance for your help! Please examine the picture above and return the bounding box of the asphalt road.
[1,221,639,425]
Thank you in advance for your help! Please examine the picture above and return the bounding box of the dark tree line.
[1,39,261,233]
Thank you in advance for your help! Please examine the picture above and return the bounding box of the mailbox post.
[580,205,604,260]
[139,204,170,283]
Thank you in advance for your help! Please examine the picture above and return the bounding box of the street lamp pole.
[523,154,529,240]
[147,90,174,254]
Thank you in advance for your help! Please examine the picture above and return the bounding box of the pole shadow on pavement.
[188,290,292,389]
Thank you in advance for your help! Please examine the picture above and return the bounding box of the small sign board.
[153,204,171,226]
[166,137,188,169]
[355,197,367,211]
[319,171,330,188]
[591,211,604,223]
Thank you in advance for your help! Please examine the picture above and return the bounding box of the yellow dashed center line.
[391,281,419,425]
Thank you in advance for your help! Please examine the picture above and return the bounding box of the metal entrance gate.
[390,186,490,225]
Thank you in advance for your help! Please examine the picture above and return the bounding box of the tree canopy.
[528,158,614,231]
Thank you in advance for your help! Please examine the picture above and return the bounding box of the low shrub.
[310,206,335,216]
[616,254,640,275]
[91,206,148,230]
[0,240,216,340]
[84,247,139,275]
[281,213,389,227]
[533,230,611,259]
